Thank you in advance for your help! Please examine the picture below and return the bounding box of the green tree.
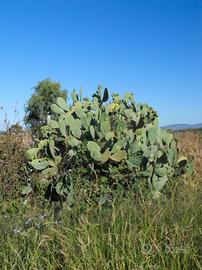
[24,79,67,135]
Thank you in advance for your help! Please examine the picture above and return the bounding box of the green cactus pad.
[56,97,69,111]
[25,148,39,161]
[110,150,127,162]
[51,104,65,115]
[59,115,67,137]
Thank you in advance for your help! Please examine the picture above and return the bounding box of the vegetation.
[0,83,201,269]
[0,130,28,200]
[7,122,24,134]
[25,86,191,206]
[0,177,201,270]
[24,79,67,135]
[175,129,202,176]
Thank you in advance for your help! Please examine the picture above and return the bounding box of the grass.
[0,177,201,270]
[175,129,202,177]
[0,129,201,269]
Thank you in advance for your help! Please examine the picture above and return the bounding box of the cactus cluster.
[26,86,190,202]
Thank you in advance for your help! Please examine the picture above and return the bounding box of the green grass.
[0,178,201,270]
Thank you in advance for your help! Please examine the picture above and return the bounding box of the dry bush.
[21,132,33,146]
[175,130,202,177]
[0,131,30,200]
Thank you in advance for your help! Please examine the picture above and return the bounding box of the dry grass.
[175,130,202,177]
[0,131,32,146]
[0,132,29,200]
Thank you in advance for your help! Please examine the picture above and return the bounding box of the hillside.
[162,123,202,131]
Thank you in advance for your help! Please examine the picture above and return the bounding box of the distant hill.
[1,123,202,133]
[162,123,202,131]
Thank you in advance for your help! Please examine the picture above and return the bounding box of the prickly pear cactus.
[25,86,190,202]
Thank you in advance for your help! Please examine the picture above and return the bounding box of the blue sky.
[0,0,201,128]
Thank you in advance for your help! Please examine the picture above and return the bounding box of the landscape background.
[0,1,201,269]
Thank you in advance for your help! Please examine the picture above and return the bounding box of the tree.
[24,79,67,135]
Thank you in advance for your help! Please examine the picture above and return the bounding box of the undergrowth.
[1,177,201,270]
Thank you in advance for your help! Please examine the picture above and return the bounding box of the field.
[175,129,202,176]
[0,130,201,270]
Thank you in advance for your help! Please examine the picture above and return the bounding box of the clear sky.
[0,0,201,129]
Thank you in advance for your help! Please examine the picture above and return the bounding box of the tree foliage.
[24,79,67,134]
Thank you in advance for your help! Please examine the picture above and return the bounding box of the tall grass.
[175,130,202,177]
[1,177,201,270]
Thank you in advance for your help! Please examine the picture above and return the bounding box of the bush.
[25,86,191,205]
[7,122,23,134]
[0,131,28,201]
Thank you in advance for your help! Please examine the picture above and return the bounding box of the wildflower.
[24,218,32,225]
[34,223,41,230]
[13,228,22,236]
[54,219,61,225]
[38,213,46,221]
[23,199,28,205]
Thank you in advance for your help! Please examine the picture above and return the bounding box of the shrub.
[25,86,191,205]
[0,131,28,201]
[7,122,23,134]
